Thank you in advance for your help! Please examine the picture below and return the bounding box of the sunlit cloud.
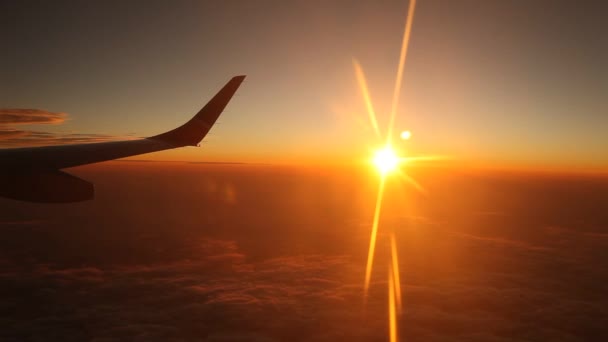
[0,108,131,147]
[0,129,28,139]
[0,108,67,125]
[0,131,127,147]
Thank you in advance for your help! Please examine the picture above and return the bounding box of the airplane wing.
[0,75,245,203]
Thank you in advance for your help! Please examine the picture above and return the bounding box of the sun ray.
[388,263,398,342]
[398,170,426,194]
[357,3,421,341]
[390,232,403,314]
[387,0,417,144]
[404,155,450,162]
[364,175,386,295]
[353,59,381,139]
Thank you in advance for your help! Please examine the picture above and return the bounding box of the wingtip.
[149,76,246,146]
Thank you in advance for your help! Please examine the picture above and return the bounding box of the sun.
[373,146,400,175]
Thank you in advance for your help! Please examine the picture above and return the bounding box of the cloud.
[451,231,552,252]
[0,129,28,139]
[3,232,604,341]
[0,227,603,342]
[0,237,370,341]
[0,108,67,125]
[1,169,607,341]
[0,131,123,147]
[0,108,129,147]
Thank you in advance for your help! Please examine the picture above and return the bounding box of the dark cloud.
[451,231,552,252]
[0,238,365,341]
[2,231,605,341]
[0,166,607,341]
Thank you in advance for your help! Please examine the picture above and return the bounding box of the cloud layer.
[0,166,607,340]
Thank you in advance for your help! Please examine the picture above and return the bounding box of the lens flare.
[387,0,418,143]
[390,233,403,313]
[364,176,386,295]
[356,1,419,341]
[353,59,381,139]
[388,263,398,342]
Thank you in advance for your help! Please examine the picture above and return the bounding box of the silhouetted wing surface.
[0,75,245,202]
[0,76,245,171]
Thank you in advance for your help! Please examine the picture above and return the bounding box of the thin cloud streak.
[0,108,67,125]
[0,108,132,147]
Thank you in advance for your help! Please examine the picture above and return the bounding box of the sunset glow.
[3,1,608,341]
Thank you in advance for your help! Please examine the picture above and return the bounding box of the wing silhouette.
[0,75,246,202]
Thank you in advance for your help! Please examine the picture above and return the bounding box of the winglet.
[150,75,246,146]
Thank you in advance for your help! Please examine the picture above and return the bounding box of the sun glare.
[373,146,400,175]
[357,1,418,341]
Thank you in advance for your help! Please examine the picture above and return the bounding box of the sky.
[1,0,607,169]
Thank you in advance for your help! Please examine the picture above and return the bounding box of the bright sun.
[373,146,400,175]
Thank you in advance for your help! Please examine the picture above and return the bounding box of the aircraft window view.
[1,1,607,341]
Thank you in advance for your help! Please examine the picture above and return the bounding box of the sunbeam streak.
[358,2,419,341]
[397,170,426,194]
[390,233,403,313]
[404,155,449,162]
[389,264,398,342]
[387,0,417,143]
[353,59,381,139]
[364,175,386,295]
